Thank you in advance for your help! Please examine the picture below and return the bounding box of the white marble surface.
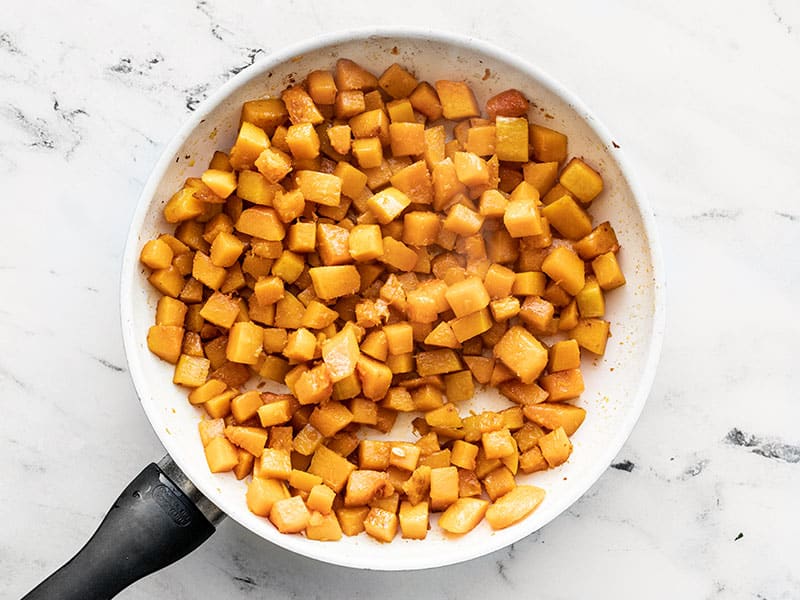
[2,1,798,598]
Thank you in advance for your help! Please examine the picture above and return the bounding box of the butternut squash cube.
[254,147,293,183]
[334,58,378,91]
[519,295,555,334]
[351,137,383,169]
[425,403,463,428]
[241,99,288,134]
[282,86,324,125]
[356,355,393,400]
[307,483,337,515]
[295,170,342,207]
[173,354,210,387]
[287,222,317,253]
[523,403,586,436]
[542,246,585,296]
[359,439,391,470]
[423,321,460,348]
[495,116,529,162]
[229,121,269,171]
[226,321,264,365]
[322,327,360,382]
[489,296,520,322]
[386,98,415,123]
[530,124,567,163]
[201,169,237,199]
[308,445,356,492]
[189,379,227,407]
[224,425,268,457]
[147,325,184,364]
[438,497,488,534]
[485,485,545,530]
[309,265,361,300]
[192,251,227,290]
[235,207,285,241]
[512,271,546,296]
[481,428,516,460]
[306,69,337,105]
[335,90,366,119]
[568,316,610,355]
[549,339,581,372]
[539,368,585,401]
[246,477,289,517]
[443,203,484,237]
[450,308,493,343]
[346,224,383,262]
[416,349,462,377]
[450,440,479,471]
[377,63,418,99]
[592,251,626,291]
[409,81,443,120]
[253,398,291,429]
[401,211,440,246]
[463,356,494,384]
[522,161,559,196]
[305,511,342,541]
[204,436,239,473]
[367,187,411,224]
[388,122,425,157]
[382,322,413,355]
[435,80,480,120]
[363,507,397,543]
[380,237,417,271]
[430,466,459,511]
[361,330,389,361]
[443,276,489,318]
[294,364,333,405]
[504,195,543,238]
[452,151,490,187]
[478,189,508,217]
[140,238,174,270]
[494,325,548,384]
[208,231,244,268]
[540,195,593,240]
[559,157,603,204]
[573,222,620,260]
[398,500,429,539]
[465,125,496,157]
[269,495,311,533]
[538,426,573,467]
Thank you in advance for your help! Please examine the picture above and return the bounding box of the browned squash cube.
[173,354,210,387]
[495,116,529,163]
[282,86,324,125]
[308,445,356,493]
[235,207,285,241]
[493,326,548,384]
[444,276,490,318]
[229,121,269,171]
[204,436,239,473]
[559,158,603,204]
[568,318,610,355]
[435,80,480,120]
[538,426,573,467]
[523,403,586,436]
[592,251,626,291]
[363,507,398,543]
[356,355,393,400]
[226,321,264,365]
[378,63,418,99]
[389,122,425,157]
[416,349,462,377]
[351,137,383,169]
[540,195,593,240]
[147,325,184,364]
[542,246,585,296]
[367,187,411,224]
[199,291,240,329]
[549,339,581,372]
[140,238,174,270]
[429,466,459,510]
[241,99,288,134]
[335,58,378,91]
[484,485,545,530]
[539,368,585,401]
[573,222,620,260]
[192,251,227,290]
[269,495,311,533]
[309,265,361,300]
[530,124,567,163]
[306,69,337,105]
[335,90,366,119]
[409,81,443,120]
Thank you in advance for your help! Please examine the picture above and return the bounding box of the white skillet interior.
[120,29,665,570]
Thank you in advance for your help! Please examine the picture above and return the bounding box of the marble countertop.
[2,1,798,598]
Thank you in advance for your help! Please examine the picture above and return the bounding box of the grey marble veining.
[2,1,799,598]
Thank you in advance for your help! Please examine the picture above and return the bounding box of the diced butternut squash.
[485,485,546,530]
[493,326,548,384]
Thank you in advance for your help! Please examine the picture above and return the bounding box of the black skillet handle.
[23,460,221,600]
